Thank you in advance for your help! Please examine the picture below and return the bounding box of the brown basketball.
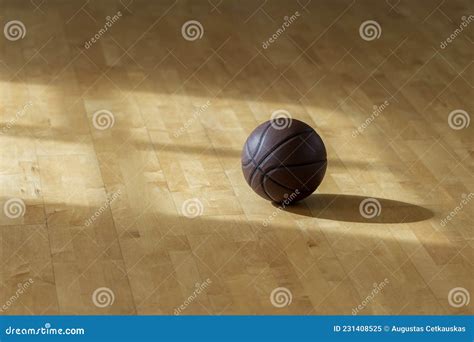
[241,118,327,203]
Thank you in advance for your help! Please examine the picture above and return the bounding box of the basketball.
[241,118,327,203]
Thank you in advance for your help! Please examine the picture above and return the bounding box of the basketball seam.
[252,168,273,201]
[262,177,279,202]
[242,122,272,167]
[262,160,328,199]
[242,143,254,167]
[249,129,314,188]
[265,160,327,175]
[251,121,273,160]
[264,174,295,191]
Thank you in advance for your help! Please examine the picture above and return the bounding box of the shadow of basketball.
[276,193,434,223]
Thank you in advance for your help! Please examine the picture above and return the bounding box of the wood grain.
[0,0,472,315]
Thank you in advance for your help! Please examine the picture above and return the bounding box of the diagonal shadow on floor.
[275,193,434,223]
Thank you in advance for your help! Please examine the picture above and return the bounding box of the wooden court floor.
[0,0,472,315]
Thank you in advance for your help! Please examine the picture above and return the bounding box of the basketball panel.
[258,132,325,174]
[266,161,327,193]
[242,121,271,166]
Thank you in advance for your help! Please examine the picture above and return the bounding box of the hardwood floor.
[0,0,472,315]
